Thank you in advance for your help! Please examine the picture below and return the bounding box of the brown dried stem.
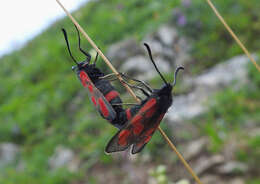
[206,0,260,72]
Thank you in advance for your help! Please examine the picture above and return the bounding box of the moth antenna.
[144,43,168,85]
[74,25,91,62]
[61,28,79,65]
[93,52,99,65]
[172,66,184,87]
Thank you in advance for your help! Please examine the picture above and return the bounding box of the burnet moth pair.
[62,26,184,154]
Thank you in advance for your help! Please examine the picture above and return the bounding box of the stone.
[167,54,255,122]
[216,161,248,175]
[201,175,220,184]
[194,155,225,175]
[193,55,253,88]
[120,55,171,80]
[157,25,178,46]
[166,88,207,122]
[183,137,208,160]
[48,146,79,172]
[229,178,245,184]
[0,143,19,168]
[106,38,143,68]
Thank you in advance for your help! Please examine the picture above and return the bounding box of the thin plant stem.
[206,0,260,72]
[56,1,203,184]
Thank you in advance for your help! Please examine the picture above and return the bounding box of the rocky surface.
[107,25,191,80]
[48,146,80,172]
[166,54,254,122]
[0,143,20,168]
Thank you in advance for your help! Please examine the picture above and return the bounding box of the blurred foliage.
[0,0,259,183]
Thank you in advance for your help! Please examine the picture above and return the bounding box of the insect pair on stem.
[62,26,184,154]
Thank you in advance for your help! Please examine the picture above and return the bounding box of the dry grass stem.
[206,0,260,72]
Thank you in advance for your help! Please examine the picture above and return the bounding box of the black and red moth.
[62,26,127,129]
[105,43,184,154]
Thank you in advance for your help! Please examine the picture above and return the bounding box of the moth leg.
[99,73,119,81]
[112,102,139,106]
[119,73,153,93]
[121,80,150,97]
[100,73,150,97]
[100,72,152,93]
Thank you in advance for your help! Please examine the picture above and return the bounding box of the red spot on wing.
[135,135,152,151]
[98,98,109,118]
[145,127,156,136]
[91,96,97,106]
[118,139,127,146]
[126,108,132,120]
[133,122,144,135]
[119,130,131,139]
[105,91,119,102]
[88,85,93,93]
[145,113,165,136]
[131,115,142,125]
[139,98,157,114]
[144,135,152,143]
[79,71,90,87]
[118,130,130,146]
[145,107,156,118]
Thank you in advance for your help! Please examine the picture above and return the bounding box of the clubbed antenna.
[172,66,184,87]
[143,43,168,85]
[74,25,91,62]
[62,28,78,65]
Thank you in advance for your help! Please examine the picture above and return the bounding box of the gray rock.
[157,25,178,46]
[167,88,207,122]
[106,38,143,68]
[167,54,255,122]
[48,146,79,172]
[0,143,19,168]
[120,55,171,80]
[183,137,208,160]
[193,55,251,88]
[194,155,225,175]
[229,178,245,184]
[143,27,190,66]
[201,175,245,184]
[171,36,191,67]
[216,161,248,175]
[142,38,164,56]
[106,24,191,80]
[201,175,221,184]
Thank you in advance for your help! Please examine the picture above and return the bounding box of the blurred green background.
[0,0,259,183]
